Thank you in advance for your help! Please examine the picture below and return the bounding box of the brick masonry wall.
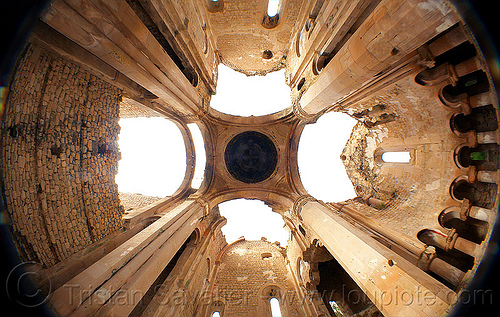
[119,100,162,118]
[1,43,124,267]
[213,239,306,316]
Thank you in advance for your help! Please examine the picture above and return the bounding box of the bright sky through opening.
[299,112,357,202]
[116,117,186,197]
[270,297,282,317]
[210,65,290,116]
[188,123,206,188]
[267,0,280,16]
[218,199,288,246]
[381,151,411,163]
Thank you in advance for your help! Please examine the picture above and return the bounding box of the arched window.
[267,0,280,17]
[206,0,224,13]
[270,297,282,317]
[329,300,345,317]
[116,117,186,197]
[381,151,411,163]
[298,112,357,202]
[210,301,224,317]
[207,257,211,278]
[187,123,206,189]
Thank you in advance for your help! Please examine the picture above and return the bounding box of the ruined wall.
[207,0,303,75]
[341,121,413,203]
[339,31,499,240]
[119,192,163,211]
[212,239,305,317]
[1,43,124,267]
[340,71,468,237]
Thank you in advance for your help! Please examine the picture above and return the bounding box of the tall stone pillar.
[299,0,459,116]
[49,198,206,316]
[297,199,455,316]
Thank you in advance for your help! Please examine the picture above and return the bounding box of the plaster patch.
[425,180,440,191]
[416,0,452,16]
[120,246,134,257]
[237,276,248,282]
[263,270,277,282]
[232,247,248,256]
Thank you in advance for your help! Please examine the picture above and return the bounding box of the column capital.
[292,100,322,124]
[292,195,317,218]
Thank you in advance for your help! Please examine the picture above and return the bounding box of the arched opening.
[206,0,224,13]
[455,144,499,170]
[450,104,498,134]
[261,0,281,29]
[298,225,306,237]
[188,123,206,189]
[297,77,306,90]
[297,257,309,285]
[451,178,497,209]
[207,258,211,277]
[270,297,282,317]
[316,254,379,316]
[116,118,186,197]
[267,0,280,17]
[381,151,411,163]
[298,112,357,202]
[218,199,288,246]
[262,50,274,59]
[210,65,290,116]
[210,301,225,317]
[438,207,488,243]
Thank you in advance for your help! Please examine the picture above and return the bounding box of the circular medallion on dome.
[224,131,278,183]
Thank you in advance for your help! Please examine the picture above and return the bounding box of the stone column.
[42,0,201,116]
[330,202,465,287]
[299,0,459,116]
[298,199,455,316]
[49,198,206,316]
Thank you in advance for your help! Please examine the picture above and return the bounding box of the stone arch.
[207,300,225,317]
[171,118,196,197]
[140,215,161,228]
[189,227,202,245]
[210,189,295,212]
[454,143,499,171]
[206,0,224,13]
[187,122,207,190]
[257,284,288,317]
[261,0,283,29]
[450,176,497,209]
